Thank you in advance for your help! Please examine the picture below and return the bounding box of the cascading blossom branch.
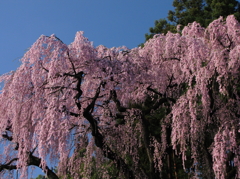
[0,15,239,179]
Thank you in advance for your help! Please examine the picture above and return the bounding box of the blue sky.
[0,0,173,178]
[0,0,173,75]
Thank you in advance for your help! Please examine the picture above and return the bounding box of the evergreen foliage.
[145,0,240,41]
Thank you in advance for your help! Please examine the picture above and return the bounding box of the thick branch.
[146,87,176,114]
[1,129,58,179]
[64,71,84,110]
[147,86,163,97]
[164,57,181,61]
[0,164,17,172]
[28,153,59,179]
[66,51,77,75]
[110,90,126,112]
[83,83,134,178]
[139,114,154,179]
[0,154,58,179]
[0,158,18,172]
[218,34,233,50]
[40,62,49,72]
[2,133,13,141]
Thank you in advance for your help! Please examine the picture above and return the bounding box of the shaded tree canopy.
[0,15,240,179]
[145,0,240,41]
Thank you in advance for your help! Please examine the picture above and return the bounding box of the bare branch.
[103,55,112,61]
[40,62,49,72]
[66,51,77,75]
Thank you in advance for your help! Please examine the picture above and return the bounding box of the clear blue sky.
[0,0,173,75]
[0,0,173,178]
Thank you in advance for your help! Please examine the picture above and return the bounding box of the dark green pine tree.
[145,0,240,42]
[204,0,240,22]
[31,175,47,179]
[145,0,206,41]
[168,0,206,27]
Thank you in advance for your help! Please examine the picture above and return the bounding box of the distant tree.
[1,16,240,179]
[145,0,240,41]
[205,0,240,21]
[32,175,47,179]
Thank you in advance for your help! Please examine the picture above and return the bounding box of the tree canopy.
[0,15,240,179]
[145,0,240,41]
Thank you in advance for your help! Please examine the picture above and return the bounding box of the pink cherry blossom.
[0,16,240,179]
